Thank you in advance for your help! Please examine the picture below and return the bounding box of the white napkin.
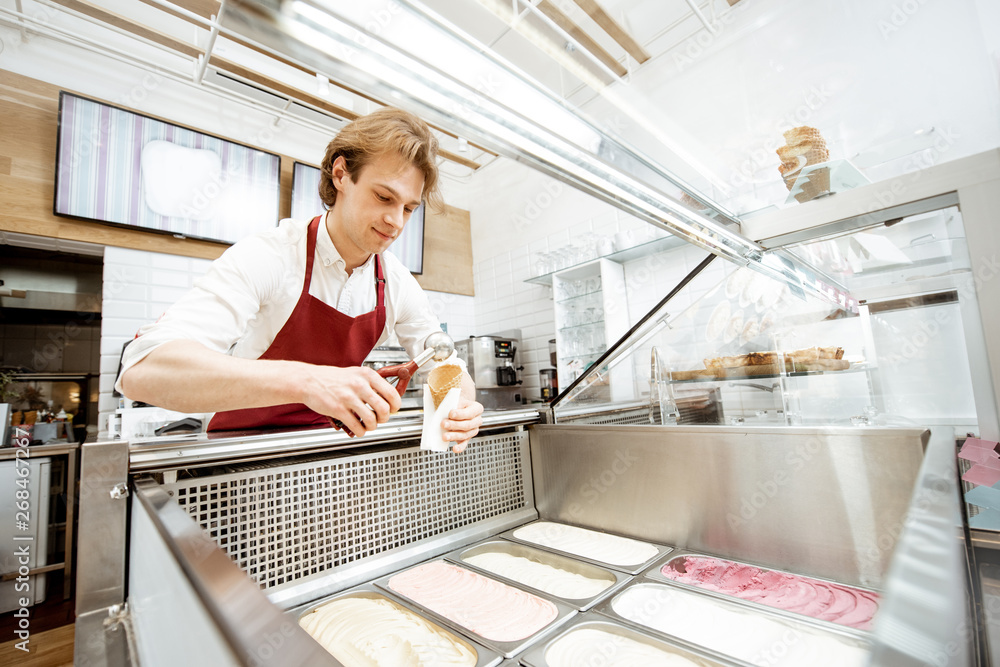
[420,384,462,452]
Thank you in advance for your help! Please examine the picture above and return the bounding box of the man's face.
[330,152,424,260]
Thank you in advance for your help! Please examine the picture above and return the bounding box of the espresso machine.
[454,334,524,410]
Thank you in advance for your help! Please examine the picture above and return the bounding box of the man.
[118,108,483,451]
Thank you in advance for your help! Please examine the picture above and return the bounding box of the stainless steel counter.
[125,407,540,472]
[74,417,980,666]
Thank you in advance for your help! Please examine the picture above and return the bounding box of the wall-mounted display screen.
[54,91,281,245]
[291,161,424,274]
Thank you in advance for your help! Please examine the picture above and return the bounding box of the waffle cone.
[783,126,824,145]
[793,166,831,203]
[428,364,463,409]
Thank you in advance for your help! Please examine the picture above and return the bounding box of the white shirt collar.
[316,211,376,273]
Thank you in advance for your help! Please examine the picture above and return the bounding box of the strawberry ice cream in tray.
[644,551,879,632]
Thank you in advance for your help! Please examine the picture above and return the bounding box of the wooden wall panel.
[0,70,225,260]
[416,204,474,296]
[0,70,474,295]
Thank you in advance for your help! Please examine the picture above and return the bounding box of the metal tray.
[518,612,751,667]
[642,549,877,637]
[372,559,577,659]
[444,538,631,610]
[290,583,503,667]
[594,580,872,667]
[499,520,673,575]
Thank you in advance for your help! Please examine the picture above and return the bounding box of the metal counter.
[74,415,978,666]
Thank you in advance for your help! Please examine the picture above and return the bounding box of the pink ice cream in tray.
[375,559,577,658]
[647,552,879,631]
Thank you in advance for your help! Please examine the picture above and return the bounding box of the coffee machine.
[454,335,524,410]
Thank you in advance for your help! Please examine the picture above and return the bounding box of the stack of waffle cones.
[777,126,830,203]
[428,364,463,409]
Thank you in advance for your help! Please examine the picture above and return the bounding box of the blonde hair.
[319,107,443,212]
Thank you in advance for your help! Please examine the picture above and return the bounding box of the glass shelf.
[784,159,871,205]
[558,320,605,333]
[555,289,602,305]
[526,234,685,286]
[562,351,606,363]
[663,363,870,385]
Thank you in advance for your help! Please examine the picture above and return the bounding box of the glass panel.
[415,0,999,217]
[555,205,983,437]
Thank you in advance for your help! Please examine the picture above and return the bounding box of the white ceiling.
[1,0,999,215]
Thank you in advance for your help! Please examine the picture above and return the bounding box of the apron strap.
[374,254,386,309]
[302,215,322,297]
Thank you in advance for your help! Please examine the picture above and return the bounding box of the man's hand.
[300,365,402,437]
[441,397,484,453]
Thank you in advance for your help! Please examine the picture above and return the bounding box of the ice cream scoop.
[380,331,456,396]
[333,331,455,435]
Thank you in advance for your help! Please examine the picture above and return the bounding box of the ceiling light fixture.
[315,72,330,96]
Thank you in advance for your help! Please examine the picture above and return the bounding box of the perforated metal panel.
[161,432,530,590]
[560,408,655,426]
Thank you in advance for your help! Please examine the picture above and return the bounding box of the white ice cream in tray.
[502,520,671,574]
[446,538,631,610]
[596,581,871,667]
[294,585,502,667]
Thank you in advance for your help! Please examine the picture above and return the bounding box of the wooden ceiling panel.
[570,0,650,63]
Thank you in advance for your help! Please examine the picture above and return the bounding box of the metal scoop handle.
[376,347,436,396]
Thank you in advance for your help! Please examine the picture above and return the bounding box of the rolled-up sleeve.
[116,234,285,392]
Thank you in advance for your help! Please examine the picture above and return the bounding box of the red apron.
[208,215,386,431]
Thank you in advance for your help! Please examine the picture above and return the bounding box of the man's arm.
[121,339,401,437]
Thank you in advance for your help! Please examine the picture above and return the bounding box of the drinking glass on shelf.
[533,252,552,277]
[556,280,568,301]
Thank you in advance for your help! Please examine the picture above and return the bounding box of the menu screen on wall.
[291,161,424,274]
[53,92,281,245]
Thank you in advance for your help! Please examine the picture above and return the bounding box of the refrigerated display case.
[556,199,987,438]
[70,1,999,665]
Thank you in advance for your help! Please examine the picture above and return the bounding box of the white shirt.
[117,217,455,392]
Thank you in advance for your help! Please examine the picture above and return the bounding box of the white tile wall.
[99,247,213,429]
[424,290,476,342]
[466,159,697,401]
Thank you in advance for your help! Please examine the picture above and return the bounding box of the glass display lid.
[552,203,985,437]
